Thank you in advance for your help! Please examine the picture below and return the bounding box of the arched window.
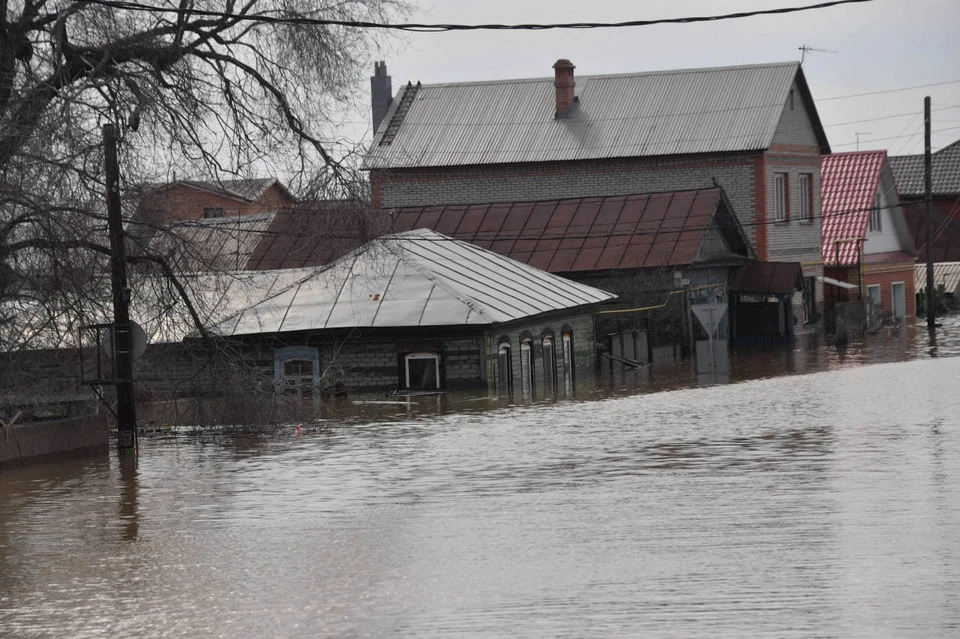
[562,332,575,395]
[542,335,557,395]
[520,338,534,398]
[497,343,513,397]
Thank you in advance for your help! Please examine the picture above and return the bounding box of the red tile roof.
[821,150,886,265]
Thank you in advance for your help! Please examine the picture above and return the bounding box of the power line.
[819,79,960,101]
[85,0,877,32]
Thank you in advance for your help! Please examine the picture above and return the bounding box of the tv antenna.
[855,132,873,151]
[799,45,838,64]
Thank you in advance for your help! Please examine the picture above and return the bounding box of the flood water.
[2,321,960,637]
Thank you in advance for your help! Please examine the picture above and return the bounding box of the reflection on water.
[2,320,960,637]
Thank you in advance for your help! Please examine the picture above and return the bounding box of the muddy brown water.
[2,318,960,637]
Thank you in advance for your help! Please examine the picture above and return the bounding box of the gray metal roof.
[366,61,810,169]
[890,139,960,196]
[211,229,616,336]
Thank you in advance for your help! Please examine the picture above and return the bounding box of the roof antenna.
[799,45,837,64]
[855,132,872,151]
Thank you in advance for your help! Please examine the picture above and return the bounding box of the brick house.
[364,59,831,325]
[135,177,295,224]
[890,138,960,262]
[820,150,916,322]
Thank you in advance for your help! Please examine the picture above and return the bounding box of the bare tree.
[0,0,406,355]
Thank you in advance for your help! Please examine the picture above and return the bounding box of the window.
[802,276,817,324]
[497,343,513,397]
[891,282,906,322]
[274,346,319,396]
[798,174,813,222]
[562,333,575,396]
[203,206,224,218]
[867,284,881,307]
[520,339,534,398]
[542,335,557,395]
[869,191,882,232]
[774,173,789,222]
[404,352,441,390]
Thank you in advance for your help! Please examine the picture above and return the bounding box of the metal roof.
[902,199,960,262]
[821,151,886,265]
[211,229,615,336]
[247,206,393,270]
[389,188,751,272]
[366,61,822,169]
[141,178,289,203]
[146,212,277,271]
[890,139,960,197]
[916,262,960,296]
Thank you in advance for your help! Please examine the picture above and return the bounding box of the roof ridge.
[413,60,799,89]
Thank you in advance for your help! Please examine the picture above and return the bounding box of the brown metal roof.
[728,261,803,294]
[389,188,744,273]
[246,205,393,270]
[247,188,751,273]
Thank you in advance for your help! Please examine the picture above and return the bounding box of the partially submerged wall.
[1,413,108,469]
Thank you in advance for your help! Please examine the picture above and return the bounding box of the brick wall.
[487,312,598,398]
[140,184,295,223]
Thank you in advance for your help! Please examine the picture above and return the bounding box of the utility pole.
[104,124,138,458]
[924,97,936,330]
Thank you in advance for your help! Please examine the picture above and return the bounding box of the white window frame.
[562,333,574,395]
[520,339,534,397]
[867,284,881,306]
[891,281,906,322]
[542,335,557,395]
[774,173,788,223]
[497,343,513,396]
[798,173,812,222]
[869,191,883,233]
[404,352,441,390]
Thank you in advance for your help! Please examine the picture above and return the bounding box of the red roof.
[391,188,744,273]
[820,150,886,265]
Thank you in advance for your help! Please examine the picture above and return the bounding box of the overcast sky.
[347,0,960,157]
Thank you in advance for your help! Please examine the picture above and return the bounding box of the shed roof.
[890,139,960,196]
[365,61,828,169]
[211,229,615,336]
[821,150,886,265]
[728,261,803,294]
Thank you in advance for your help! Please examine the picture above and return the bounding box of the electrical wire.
[83,0,877,32]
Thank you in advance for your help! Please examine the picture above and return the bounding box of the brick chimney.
[553,59,576,117]
[370,61,393,135]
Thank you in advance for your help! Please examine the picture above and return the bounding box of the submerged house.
[365,59,830,328]
[890,138,960,263]
[820,150,916,323]
[208,229,616,396]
